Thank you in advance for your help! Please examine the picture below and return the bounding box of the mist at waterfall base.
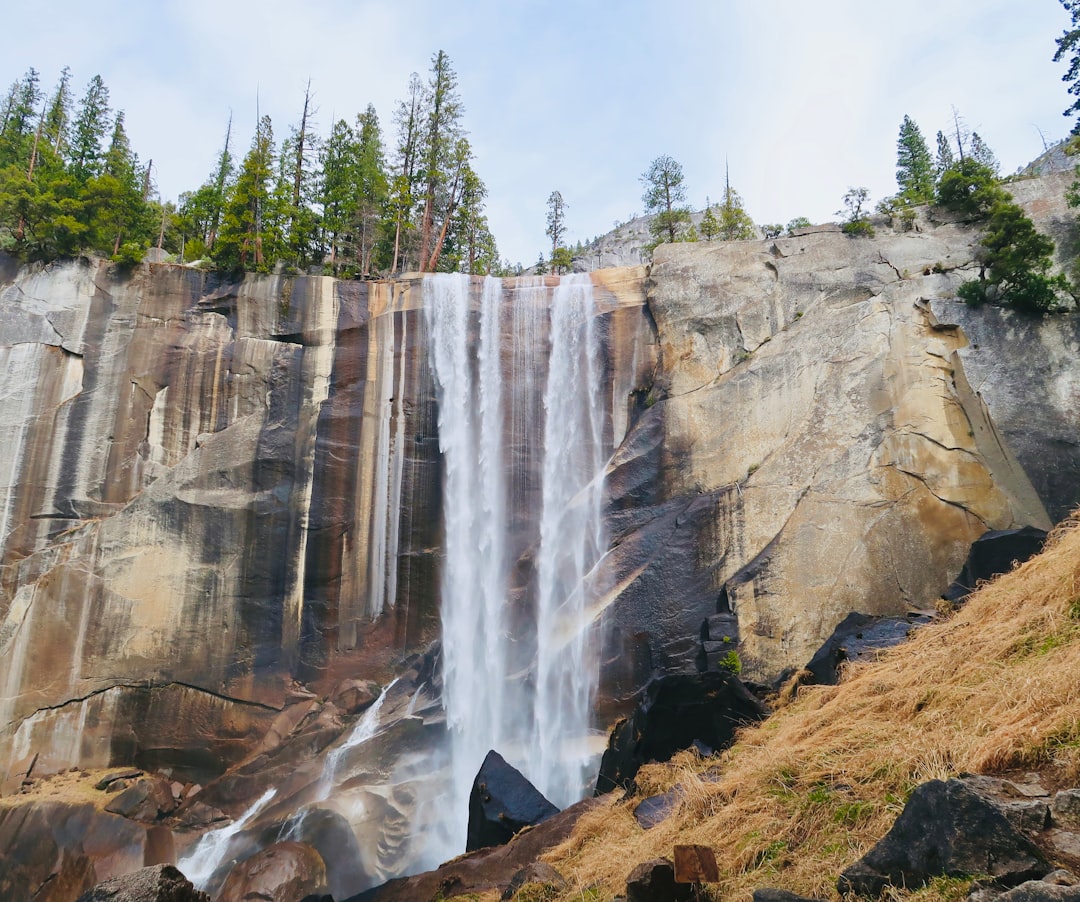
[418,272,610,864]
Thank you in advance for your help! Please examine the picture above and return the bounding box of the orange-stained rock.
[217,841,328,902]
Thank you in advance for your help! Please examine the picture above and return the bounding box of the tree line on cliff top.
[0,52,504,276]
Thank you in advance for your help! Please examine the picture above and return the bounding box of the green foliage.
[1055,0,1080,134]
[839,187,874,237]
[786,216,811,235]
[641,154,691,248]
[700,204,720,240]
[936,158,1005,217]
[961,199,1069,314]
[895,115,935,204]
[718,650,742,675]
[717,171,756,241]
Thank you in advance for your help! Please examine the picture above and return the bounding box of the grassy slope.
[528,512,1080,902]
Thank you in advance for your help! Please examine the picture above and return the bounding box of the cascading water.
[424,271,609,853]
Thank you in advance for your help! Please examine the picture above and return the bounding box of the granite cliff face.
[0,173,1077,898]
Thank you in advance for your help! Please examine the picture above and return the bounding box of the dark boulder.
[595,671,767,795]
[837,779,1050,896]
[803,611,934,686]
[625,858,692,902]
[466,750,560,852]
[75,864,208,901]
[944,526,1047,602]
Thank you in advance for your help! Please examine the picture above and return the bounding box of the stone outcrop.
[467,750,560,852]
[838,779,1049,895]
[0,173,1078,898]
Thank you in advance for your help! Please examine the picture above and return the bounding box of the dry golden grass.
[534,513,1080,902]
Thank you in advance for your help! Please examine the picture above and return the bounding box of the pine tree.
[389,72,424,273]
[895,115,935,203]
[43,67,72,157]
[215,115,277,270]
[0,68,42,169]
[418,50,464,272]
[1054,0,1080,134]
[700,198,720,240]
[546,190,567,263]
[969,132,999,174]
[717,167,755,240]
[935,130,955,179]
[353,104,388,275]
[69,75,111,183]
[319,117,358,269]
[641,154,691,247]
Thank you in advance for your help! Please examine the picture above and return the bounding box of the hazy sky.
[4,0,1074,265]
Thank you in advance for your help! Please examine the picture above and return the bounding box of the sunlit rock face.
[0,260,652,793]
[0,174,1077,896]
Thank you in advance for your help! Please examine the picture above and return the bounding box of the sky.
[3,0,1075,266]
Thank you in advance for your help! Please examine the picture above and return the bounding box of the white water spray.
[424,272,608,850]
[179,787,277,890]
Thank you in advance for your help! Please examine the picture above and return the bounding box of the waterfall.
[424,272,608,851]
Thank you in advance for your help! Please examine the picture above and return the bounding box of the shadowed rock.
[838,779,1049,896]
[596,671,767,794]
[625,858,692,902]
[467,750,560,852]
[944,526,1048,602]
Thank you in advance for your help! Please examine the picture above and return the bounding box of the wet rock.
[331,679,382,716]
[75,864,208,901]
[172,800,228,829]
[0,800,147,900]
[283,807,367,900]
[837,779,1049,896]
[500,862,568,900]
[467,750,560,852]
[943,526,1048,602]
[625,858,691,902]
[218,841,328,902]
[345,797,603,902]
[803,611,934,686]
[596,671,767,794]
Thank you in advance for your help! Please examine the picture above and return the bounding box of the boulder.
[595,671,767,794]
[752,891,826,902]
[104,777,179,821]
[1053,790,1080,829]
[218,842,329,902]
[634,787,684,829]
[993,883,1080,902]
[625,858,692,902]
[467,750,560,852]
[943,526,1048,602]
[500,862,568,900]
[803,611,933,686]
[75,864,208,901]
[837,779,1049,896]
